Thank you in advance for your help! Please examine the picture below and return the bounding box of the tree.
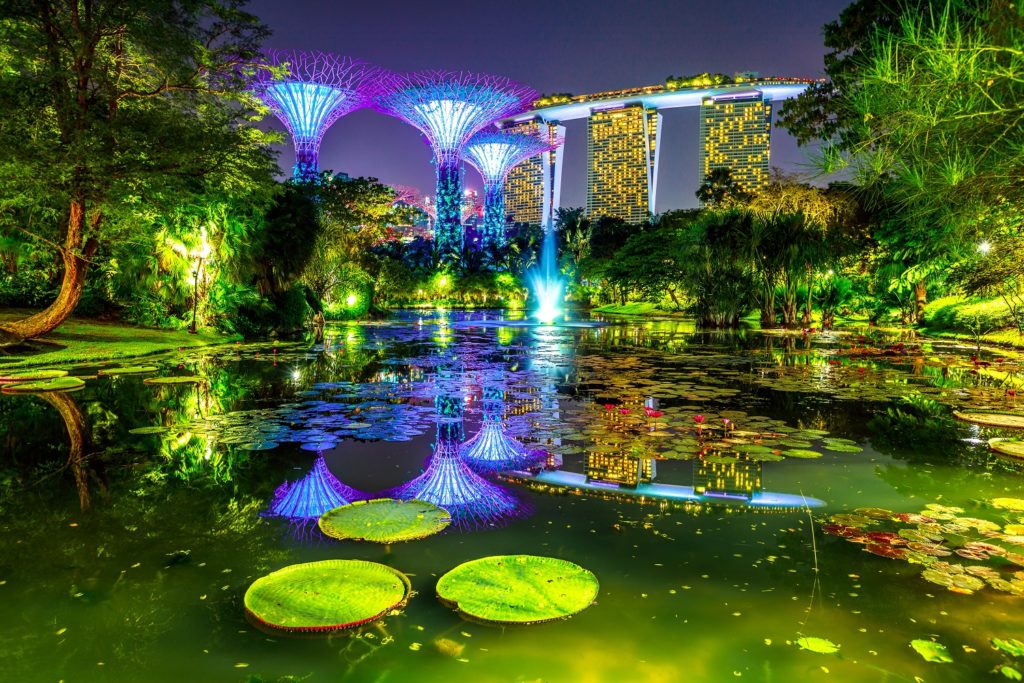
[0,0,276,340]
[604,224,687,310]
[696,168,751,207]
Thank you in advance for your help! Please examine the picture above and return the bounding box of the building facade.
[500,118,565,229]
[698,92,773,196]
[585,104,661,223]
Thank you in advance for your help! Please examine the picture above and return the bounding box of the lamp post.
[188,230,212,334]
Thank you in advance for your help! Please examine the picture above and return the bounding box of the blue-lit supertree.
[464,130,561,261]
[388,393,520,527]
[460,385,545,472]
[264,454,366,520]
[251,50,383,181]
[374,71,537,264]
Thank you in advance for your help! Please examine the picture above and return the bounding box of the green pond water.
[2,311,1023,683]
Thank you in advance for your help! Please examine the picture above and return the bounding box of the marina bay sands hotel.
[495,76,814,224]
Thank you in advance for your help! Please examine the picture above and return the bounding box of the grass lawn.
[592,302,686,317]
[0,313,239,370]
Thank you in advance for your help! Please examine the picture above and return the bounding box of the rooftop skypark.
[374,71,537,264]
[464,130,562,264]
[251,50,383,181]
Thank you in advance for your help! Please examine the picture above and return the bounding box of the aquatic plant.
[318,498,451,543]
[244,560,411,632]
[435,555,598,624]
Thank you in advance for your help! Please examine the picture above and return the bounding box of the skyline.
[247,0,851,210]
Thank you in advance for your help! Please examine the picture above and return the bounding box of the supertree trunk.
[434,159,463,264]
[293,146,320,182]
[482,181,506,254]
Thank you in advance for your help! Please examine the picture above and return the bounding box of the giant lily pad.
[0,369,68,383]
[98,366,158,376]
[954,412,1024,429]
[1,377,85,393]
[436,555,598,625]
[319,499,451,543]
[244,559,411,632]
[990,439,1024,460]
[797,637,840,654]
[143,376,206,385]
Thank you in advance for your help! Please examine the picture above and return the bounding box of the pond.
[2,310,1023,683]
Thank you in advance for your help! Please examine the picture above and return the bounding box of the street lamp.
[978,240,992,255]
[188,228,212,334]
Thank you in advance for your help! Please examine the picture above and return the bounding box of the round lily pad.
[953,411,1024,429]
[0,369,68,383]
[244,559,411,632]
[143,376,206,385]
[1,377,85,393]
[784,449,823,459]
[319,499,451,543]
[436,555,598,625]
[99,366,158,376]
[129,426,169,435]
[989,439,1024,460]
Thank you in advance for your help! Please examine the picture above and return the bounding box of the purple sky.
[247,0,849,210]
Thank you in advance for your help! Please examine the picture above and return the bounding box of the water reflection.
[266,453,366,520]
[460,385,543,472]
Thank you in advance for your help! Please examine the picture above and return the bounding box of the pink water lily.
[693,415,706,425]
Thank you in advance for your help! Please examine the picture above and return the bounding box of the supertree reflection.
[265,453,365,520]
[460,386,544,472]
[389,394,521,527]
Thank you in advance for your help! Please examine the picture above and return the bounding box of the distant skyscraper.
[586,104,660,223]
[585,453,656,488]
[699,92,773,196]
[501,118,565,228]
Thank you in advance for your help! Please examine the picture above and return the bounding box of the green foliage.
[696,168,751,207]
[868,393,961,448]
[910,639,953,663]
[318,499,451,543]
[796,637,841,654]
[921,295,1017,334]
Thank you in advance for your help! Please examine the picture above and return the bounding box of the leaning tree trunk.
[0,200,99,341]
[801,264,813,326]
[40,390,92,511]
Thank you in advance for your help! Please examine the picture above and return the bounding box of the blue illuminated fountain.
[528,227,566,324]
[265,453,365,520]
[460,385,545,472]
[389,394,520,526]
[251,50,383,180]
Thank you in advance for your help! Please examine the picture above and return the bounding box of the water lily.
[618,408,631,415]
[604,403,615,412]
[693,415,706,425]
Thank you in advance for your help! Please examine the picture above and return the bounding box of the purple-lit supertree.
[388,394,520,527]
[464,130,561,261]
[264,454,366,520]
[251,50,383,181]
[374,71,537,264]
[460,385,545,473]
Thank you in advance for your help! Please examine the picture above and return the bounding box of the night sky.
[247,0,849,210]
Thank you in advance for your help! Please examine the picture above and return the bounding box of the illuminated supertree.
[375,71,537,263]
[388,394,520,527]
[464,130,561,258]
[461,386,545,473]
[251,50,383,180]
[265,454,365,520]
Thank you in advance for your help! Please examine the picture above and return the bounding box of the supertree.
[264,454,366,520]
[460,385,545,473]
[463,130,561,259]
[374,71,537,263]
[387,394,521,527]
[251,50,383,181]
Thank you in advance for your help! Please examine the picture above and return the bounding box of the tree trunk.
[666,287,683,311]
[760,285,776,327]
[0,201,99,341]
[801,267,813,326]
[40,391,92,511]
[913,280,927,324]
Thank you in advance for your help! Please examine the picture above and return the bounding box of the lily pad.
[244,559,411,632]
[319,499,451,543]
[129,426,170,435]
[784,449,823,459]
[0,369,68,383]
[98,366,158,376]
[911,639,953,663]
[993,638,1024,658]
[992,499,1024,513]
[990,439,1024,460]
[797,637,840,654]
[1,377,85,393]
[143,376,206,385]
[953,411,1024,429]
[436,555,598,625]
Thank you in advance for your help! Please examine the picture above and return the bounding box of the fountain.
[528,228,565,324]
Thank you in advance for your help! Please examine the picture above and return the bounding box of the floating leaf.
[98,366,158,376]
[319,499,451,543]
[143,376,206,385]
[0,369,68,383]
[992,499,1024,513]
[436,555,598,625]
[911,639,953,663]
[1,377,85,393]
[993,638,1024,658]
[797,637,840,654]
[244,559,410,632]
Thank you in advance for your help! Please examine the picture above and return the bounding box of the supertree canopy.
[374,71,537,263]
[251,50,383,180]
[265,454,365,520]
[464,130,561,260]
